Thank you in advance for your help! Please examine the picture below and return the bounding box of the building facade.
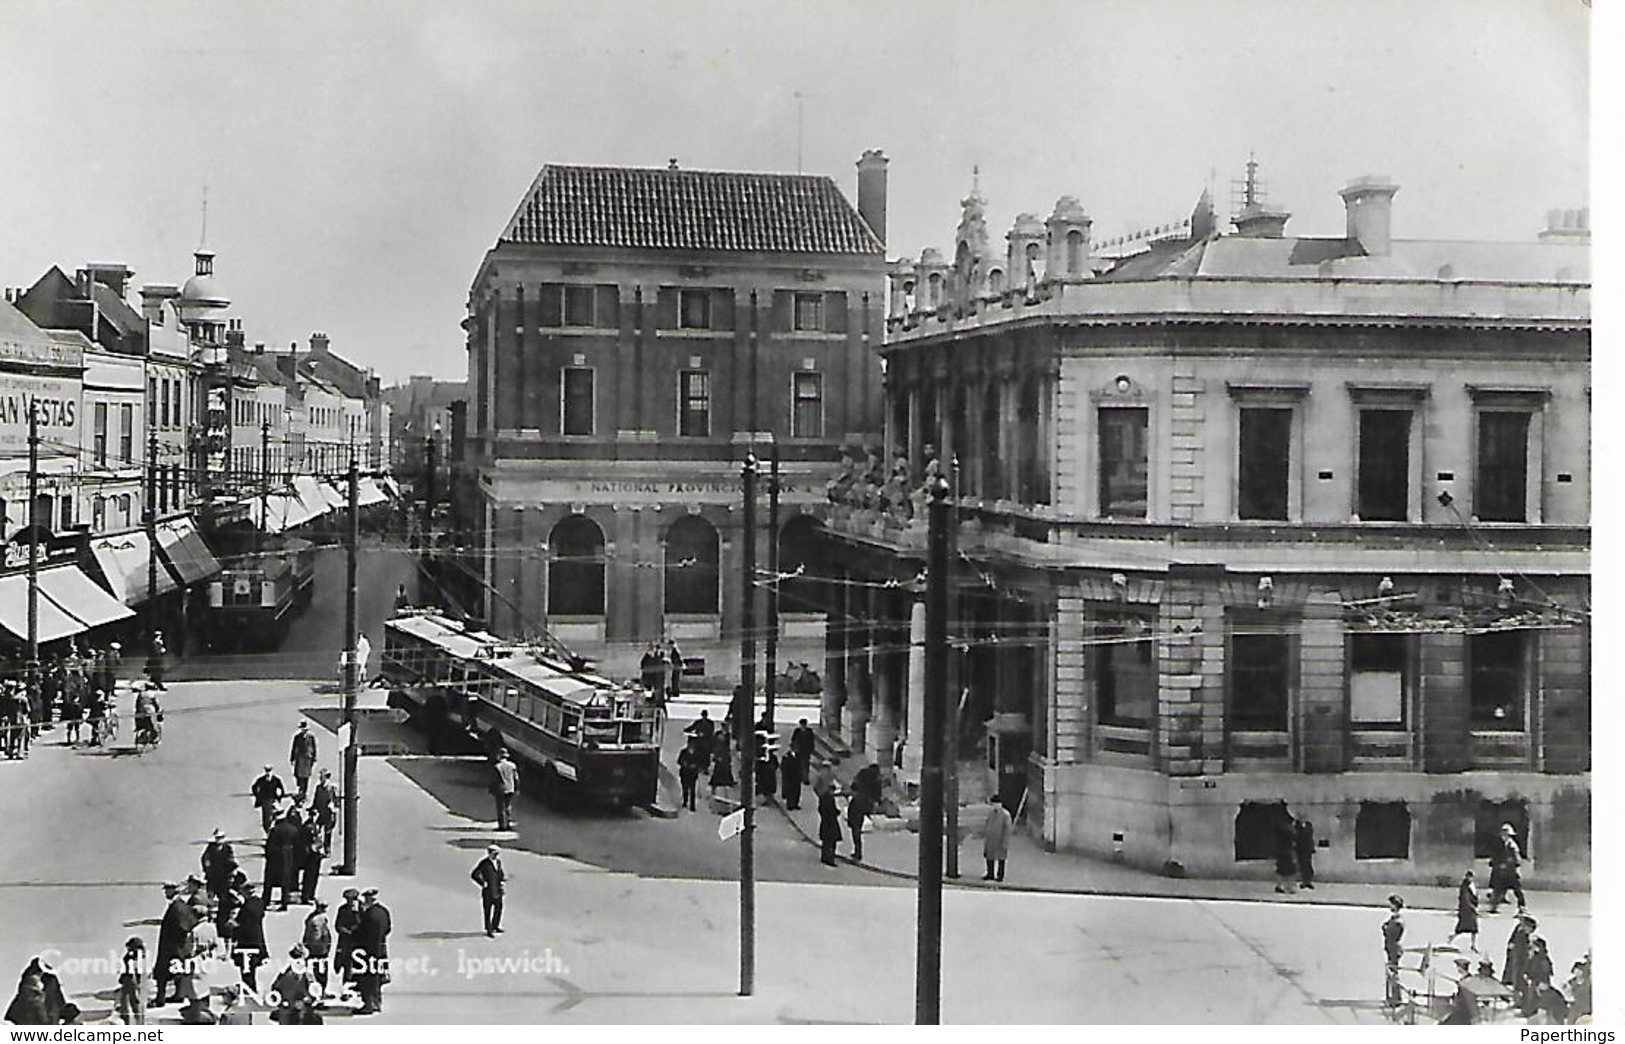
[819,175,1590,886]
[0,300,83,541]
[467,155,889,679]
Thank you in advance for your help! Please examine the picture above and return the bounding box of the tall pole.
[916,476,950,1024]
[738,453,757,997]
[944,456,961,880]
[259,420,270,548]
[422,430,437,607]
[340,455,360,875]
[25,405,40,713]
[146,428,160,643]
[764,444,780,729]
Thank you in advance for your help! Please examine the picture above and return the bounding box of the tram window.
[561,714,579,738]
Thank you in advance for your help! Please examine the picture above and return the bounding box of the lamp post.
[422,424,438,606]
[916,476,950,1024]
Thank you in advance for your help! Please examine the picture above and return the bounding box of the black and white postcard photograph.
[0,0,1606,1028]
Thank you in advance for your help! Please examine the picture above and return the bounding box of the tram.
[203,535,317,650]
[381,611,660,806]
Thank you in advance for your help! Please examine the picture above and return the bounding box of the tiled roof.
[499,165,882,255]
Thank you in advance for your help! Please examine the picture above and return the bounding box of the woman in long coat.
[708,734,736,791]
[1450,868,1480,951]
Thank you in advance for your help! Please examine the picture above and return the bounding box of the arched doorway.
[547,515,605,616]
[663,514,719,615]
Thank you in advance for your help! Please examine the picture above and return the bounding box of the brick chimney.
[857,149,888,247]
[138,284,180,325]
[85,263,133,299]
[225,317,245,349]
[1340,176,1400,256]
[310,331,330,356]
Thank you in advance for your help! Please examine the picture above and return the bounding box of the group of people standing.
[0,641,125,756]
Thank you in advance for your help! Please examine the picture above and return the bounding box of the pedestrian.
[290,721,318,801]
[6,956,65,1026]
[270,945,319,1025]
[115,937,146,1025]
[982,796,1013,882]
[851,760,883,809]
[817,787,842,867]
[665,639,684,702]
[215,871,246,949]
[677,735,704,811]
[146,630,167,690]
[251,765,286,833]
[152,882,198,1007]
[1294,817,1316,889]
[1485,823,1527,915]
[811,759,836,802]
[471,844,506,937]
[355,632,371,684]
[846,787,872,862]
[1273,805,1298,894]
[790,717,816,777]
[353,888,392,1015]
[311,768,338,852]
[639,644,663,695]
[264,807,302,910]
[232,884,268,992]
[394,584,411,612]
[727,684,751,744]
[334,888,362,995]
[709,732,735,792]
[298,808,325,904]
[1522,936,1554,1017]
[59,680,81,746]
[780,741,804,810]
[1450,868,1480,951]
[201,829,236,902]
[490,749,519,831]
[754,743,778,805]
[684,708,716,752]
[302,900,334,996]
[1503,912,1534,994]
[1382,894,1406,1008]
[84,688,106,746]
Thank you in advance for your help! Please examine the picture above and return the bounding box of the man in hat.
[290,721,318,802]
[233,883,268,992]
[1382,894,1406,1008]
[471,844,506,937]
[152,882,199,1007]
[1486,822,1527,915]
[310,767,338,853]
[251,765,286,833]
[264,806,302,911]
[491,749,518,832]
[352,888,392,1015]
[201,830,236,903]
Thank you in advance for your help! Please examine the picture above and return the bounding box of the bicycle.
[134,715,162,753]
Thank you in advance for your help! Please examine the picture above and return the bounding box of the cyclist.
[85,688,109,747]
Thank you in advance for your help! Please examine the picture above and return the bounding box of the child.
[116,937,146,1025]
[1450,868,1479,951]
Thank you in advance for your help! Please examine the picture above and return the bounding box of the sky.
[0,0,1596,386]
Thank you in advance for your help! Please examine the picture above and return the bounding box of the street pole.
[340,454,360,876]
[944,455,961,880]
[146,428,159,643]
[25,405,40,715]
[422,430,437,607]
[916,476,950,1025]
[260,420,270,548]
[764,444,779,730]
[738,453,757,997]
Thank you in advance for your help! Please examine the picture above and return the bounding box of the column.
[822,567,847,733]
[870,611,898,774]
[899,596,927,787]
[846,584,875,753]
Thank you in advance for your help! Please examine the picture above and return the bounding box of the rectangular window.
[679,289,712,330]
[1476,411,1531,522]
[173,378,184,427]
[149,377,158,422]
[93,403,108,466]
[1096,615,1156,726]
[120,404,134,463]
[93,497,106,532]
[161,379,171,429]
[1238,407,1292,520]
[1349,632,1407,727]
[793,292,825,332]
[1357,409,1411,521]
[1469,630,1527,729]
[792,372,824,438]
[679,370,711,437]
[562,367,595,436]
[1097,407,1148,518]
[563,285,596,327]
[1230,630,1291,731]
[59,496,72,530]
[1355,801,1412,859]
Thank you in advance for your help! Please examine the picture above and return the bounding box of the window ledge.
[654,329,735,340]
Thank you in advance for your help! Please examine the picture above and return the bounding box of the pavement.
[0,678,1596,1024]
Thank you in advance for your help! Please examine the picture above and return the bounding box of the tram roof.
[386,611,503,660]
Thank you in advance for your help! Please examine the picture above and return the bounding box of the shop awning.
[356,477,388,507]
[156,517,221,586]
[89,531,179,605]
[0,565,134,643]
[292,476,335,523]
[316,481,347,512]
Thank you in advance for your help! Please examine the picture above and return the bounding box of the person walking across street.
[251,765,286,833]
[1294,817,1316,889]
[1383,894,1407,1008]
[352,888,392,1015]
[817,788,843,867]
[1486,823,1527,915]
[471,844,506,937]
[311,768,338,853]
[1450,868,1480,951]
[289,721,318,802]
[491,749,519,831]
[145,630,167,690]
[982,796,1013,882]
[677,736,704,811]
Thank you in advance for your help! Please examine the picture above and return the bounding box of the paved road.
[0,679,1594,1024]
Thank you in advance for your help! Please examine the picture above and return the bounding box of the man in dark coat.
[817,789,843,867]
[310,768,338,853]
[851,761,883,809]
[664,640,684,702]
[232,884,268,991]
[780,745,804,810]
[1273,807,1298,894]
[790,718,816,778]
[152,883,199,1006]
[289,722,318,802]
[333,889,362,992]
[264,810,302,910]
[676,736,704,811]
[846,787,873,862]
[471,844,506,937]
[251,765,286,833]
[352,889,392,1015]
[1382,895,1406,1007]
[297,809,325,904]
[1486,823,1527,914]
[215,871,246,944]
[1293,817,1316,889]
[639,645,663,695]
[201,829,236,902]
[684,709,716,752]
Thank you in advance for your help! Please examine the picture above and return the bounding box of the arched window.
[988,268,1005,294]
[927,272,943,308]
[1067,230,1085,274]
[776,515,824,614]
[664,515,719,615]
[548,515,605,616]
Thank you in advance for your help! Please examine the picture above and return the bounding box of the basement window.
[1355,801,1411,859]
